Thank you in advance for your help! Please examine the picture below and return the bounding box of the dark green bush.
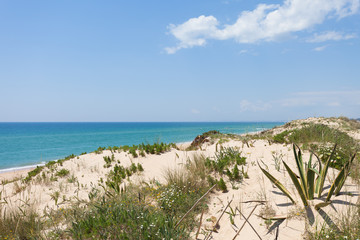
[23,166,44,183]
[56,169,70,177]
[273,130,290,143]
[217,178,227,192]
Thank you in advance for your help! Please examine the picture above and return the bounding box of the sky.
[0,0,359,122]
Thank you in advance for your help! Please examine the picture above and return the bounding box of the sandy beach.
[0,117,359,239]
[0,167,35,182]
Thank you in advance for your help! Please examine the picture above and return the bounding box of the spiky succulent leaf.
[283,161,308,207]
[334,153,356,196]
[315,201,332,210]
[326,164,347,202]
[258,162,295,204]
[317,144,337,198]
[313,152,322,194]
[293,144,308,199]
[310,167,320,177]
[307,168,316,200]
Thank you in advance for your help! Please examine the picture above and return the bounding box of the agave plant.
[258,144,356,208]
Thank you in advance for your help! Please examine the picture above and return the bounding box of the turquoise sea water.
[0,122,283,171]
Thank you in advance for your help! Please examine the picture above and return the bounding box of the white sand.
[1,117,360,239]
[0,137,358,240]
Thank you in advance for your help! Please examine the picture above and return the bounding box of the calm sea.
[0,122,283,171]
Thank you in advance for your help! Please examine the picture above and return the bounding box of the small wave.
[0,163,46,174]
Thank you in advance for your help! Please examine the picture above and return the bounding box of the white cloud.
[240,100,271,112]
[308,31,356,42]
[313,45,328,51]
[165,16,220,53]
[165,0,360,53]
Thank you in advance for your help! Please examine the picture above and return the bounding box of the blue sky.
[0,0,359,122]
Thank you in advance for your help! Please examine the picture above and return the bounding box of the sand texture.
[1,117,359,239]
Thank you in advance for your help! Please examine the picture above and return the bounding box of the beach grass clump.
[269,123,359,170]
[23,166,45,183]
[159,156,210,228]
[137,163,144,172]
[217,177,227,192]
[288,123,358,152]
[0,207,43,239]
[66,191,188,240]
[307,203,360,240]
[106,164,127,187]
[129,146,138,158]
[118,142,176,158]
[94,146,106,154]
[62,156,205,239]
[157,183,206,216]
[45,154,76,170]
[205,147,246,175]
[45,160,57,169]
[158,163,209,218]
[105,162,144,191]
[203,147,246,191]
[103,154,115,168]
[273,130,290,144]
[57,154,76,166]
[55,168,70,178]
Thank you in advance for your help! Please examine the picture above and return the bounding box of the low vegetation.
[204,147,247,191]
[103,142,176,158]
[259,144,356,207]
[1,117,359,239]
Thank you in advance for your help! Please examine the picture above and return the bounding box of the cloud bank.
[308,31,356,42]
[165,0,359,53]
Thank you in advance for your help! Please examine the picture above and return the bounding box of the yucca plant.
[258,144,355,208]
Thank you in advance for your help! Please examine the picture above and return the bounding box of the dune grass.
[1,119,359,239]
[0,154,211,239]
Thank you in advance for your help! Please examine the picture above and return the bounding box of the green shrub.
[94,146,105,154]
[129,147,138,158]
[217,178,227,192]
[130,163,137,173]
[103,154,115,168]
[56,169,70,177]
[45,160,57,169]
[232,165,241,181]
[137,163,144,172]
[23,166,44,183]
[273,130,290,143]
[206,147,246,175]
[207,175,217,187]
[67,193,188,239]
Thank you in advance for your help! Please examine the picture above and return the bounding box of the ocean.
[0,122,283,171]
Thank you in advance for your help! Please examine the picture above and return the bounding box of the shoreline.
[0,117,358,239]
[0,142,192,181]
[0,162,45,174]
[0,167,35,181]
[0,128,270,181]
